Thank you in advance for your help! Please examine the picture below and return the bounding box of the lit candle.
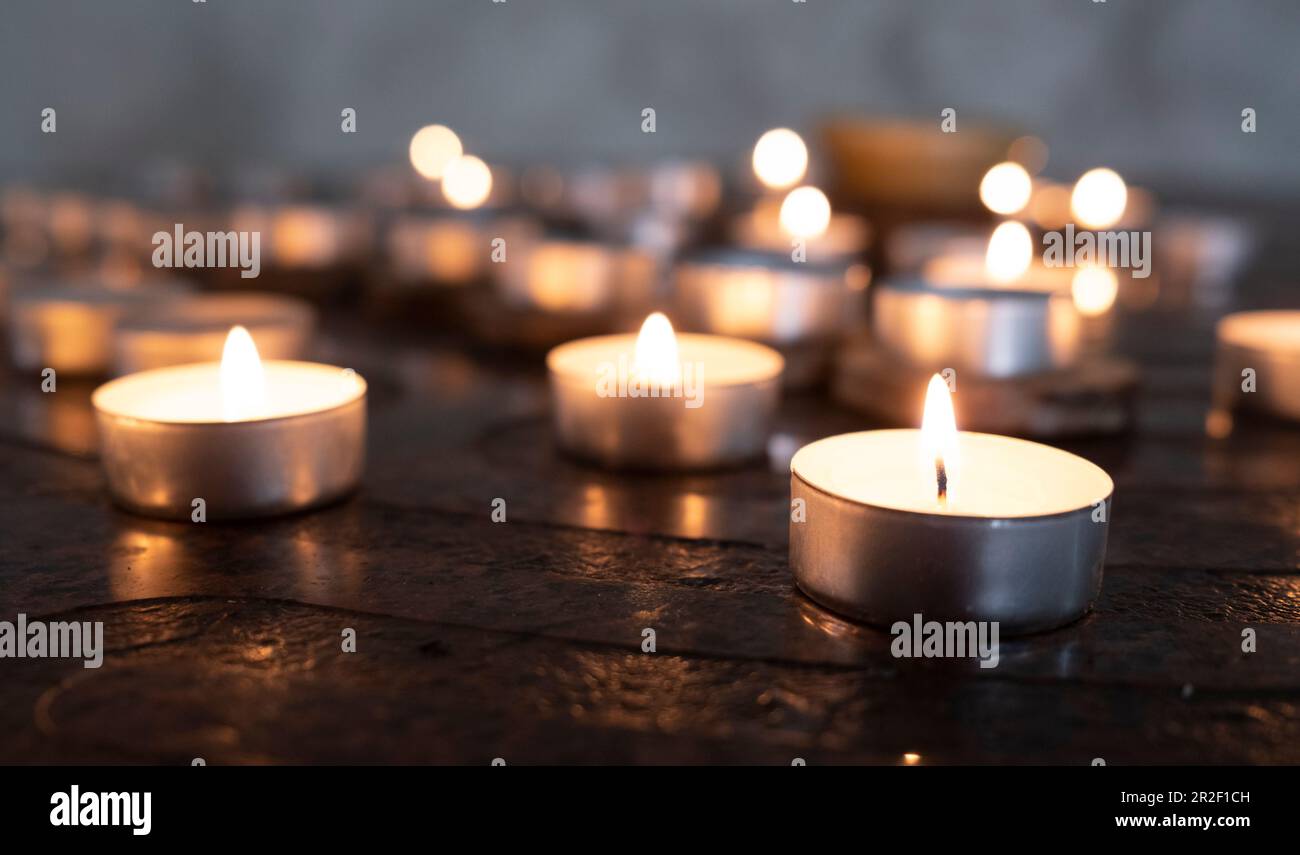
[9,279,193,376]
[92,326,366,519]
[874,220,1085,377]
[731,184,870,262]
[495,235,656,315]
[673,247,870,387]
[111,292,315,375]
[547,312,784,469]
[1211,310,1300,426]
[790,375,1113,633]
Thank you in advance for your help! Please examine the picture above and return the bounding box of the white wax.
[792,429,1112,518]
[548,332,783,386]
[92,360,365,424]
[1218,310,1300,355]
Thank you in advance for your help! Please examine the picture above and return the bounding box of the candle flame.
[779,185,831,240]
[441,154,493,210]
[752,128,808,190]
[984,221,1033,284]
[921,374,958,506]
[1071,167,1127,229]
[979,161,1032,215]
[220,325,267,422]
[633,312,682,387]
[409,124,463,180]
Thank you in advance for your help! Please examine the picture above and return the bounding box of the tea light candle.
[1211,310,1300,423]
[112,292,315,375]
[93,326,366,520]
[385,210,537,287]
[873,278,1082,378]
[673,248,869,387]
[230,203,369,271]
[731,186,870,263]
[547,313,783,469]
[874,222,1083,377]
[791,375,1112,633]
[9,279,193,376]
[496,235,657,314]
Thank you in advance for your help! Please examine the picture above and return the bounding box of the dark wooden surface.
[1,237,1298,765]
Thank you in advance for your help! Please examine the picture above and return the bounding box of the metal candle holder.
[673,248,869,387]
[547,333,783,470]
[790,431,1113,635]
[92,363,366,520]
[872,278,1082,378]
[9,280,193,376]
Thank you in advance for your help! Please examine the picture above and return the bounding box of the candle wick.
[935,457,948,507]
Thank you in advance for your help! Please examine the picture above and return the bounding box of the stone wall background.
[1,0,1295,198]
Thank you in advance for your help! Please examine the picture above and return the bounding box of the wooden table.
[1,239,1297,765]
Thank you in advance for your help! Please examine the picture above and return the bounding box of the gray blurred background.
[1,0,1297,200]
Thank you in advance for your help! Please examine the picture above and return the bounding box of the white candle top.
[1218,310,1300,355]
[548,331,784,386]
[792,429,1112,518]
[93,360,365,424]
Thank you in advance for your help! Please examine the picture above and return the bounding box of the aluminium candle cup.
[673,248,869,387]
[547,333,784,470]
[1212,310,1300,422]
[384,209,539,288]
[8,279,194,376]
[495,236,657,314]
[790,430,1113,634]
[112,293,316,375]
[872,278,1082,378]
[92,361,366,520]
[467,236,659,350]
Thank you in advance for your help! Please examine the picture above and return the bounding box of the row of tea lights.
[9,123,1298,637]
[84,291,1298,636]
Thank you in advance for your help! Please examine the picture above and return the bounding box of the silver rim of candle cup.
[872,278,1082,378]
[92,372,366,520]
[790,471,1110,635]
